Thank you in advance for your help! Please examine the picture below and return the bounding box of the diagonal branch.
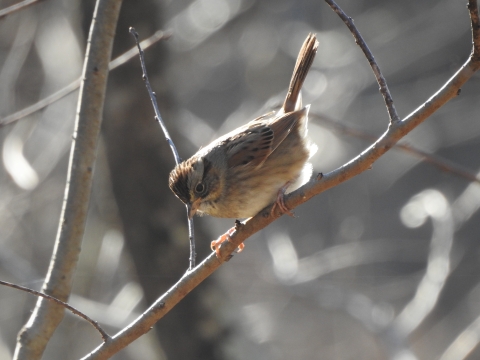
[324,0,400,123]
[13,1,122,359]
[0,29,171,127]
[0,280,109,341]
[80,2,480,359]
[0,0,43,20]
[311,113,480,185]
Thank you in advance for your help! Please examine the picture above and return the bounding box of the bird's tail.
[282,33,319,113]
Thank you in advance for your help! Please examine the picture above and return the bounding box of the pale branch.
[388,198,455,352]
[0,29,171,127]
[439,314,480,360]
[0,0,42,20]
[129,27,197,270]
[311,113,480,185]
[0,280,110,341]
[80,2,480,359]
[109,29,172,71]
[324,0,400,124]
[0,79,80,127]
[14,1,122,359]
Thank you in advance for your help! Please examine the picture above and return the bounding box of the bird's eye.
[195,183,205,194]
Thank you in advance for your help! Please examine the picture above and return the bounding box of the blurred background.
[0,0,479,359]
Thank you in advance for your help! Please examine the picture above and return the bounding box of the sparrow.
[169,33,319,256]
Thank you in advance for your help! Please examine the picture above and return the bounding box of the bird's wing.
[225,110,301,169]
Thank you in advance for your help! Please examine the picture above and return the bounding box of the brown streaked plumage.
[169,34,319,254]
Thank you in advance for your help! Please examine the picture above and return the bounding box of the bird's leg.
[271,182,295,217]
[211,227,245,258]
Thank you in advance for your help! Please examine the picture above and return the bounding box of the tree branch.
[80,2,480,359]
[469,0,480,59]
[324,0,400,123]
[0,29,171,127]
[0,280,109,341]
[130,27,197,270]
[0,0,43,20]
[311,113,480,185]
[13,1,122,359]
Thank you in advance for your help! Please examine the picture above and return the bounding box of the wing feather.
[225,111,301,169]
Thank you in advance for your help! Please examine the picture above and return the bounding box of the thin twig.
[109,29,172,70]
[0,280,110,341]
[187,207,196,270]
[311,113,480,185]
[129,28,180,164]
[0,0,42,20]
[81,2,480,358]
[0,79,81,127]
[0,29,171,127]
[129,27,197,270]
[324,0,400,124]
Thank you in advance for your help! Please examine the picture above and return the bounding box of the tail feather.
[282,33,319,113]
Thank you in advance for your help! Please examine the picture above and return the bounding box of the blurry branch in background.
[13,0,122,359]
[294,180,479,359]
[440,315,480,360]
[386,192,455,359]
[287,194,455,359]
[0,280,109,341]
[129,27,198,270]
[0,29,171,127]
[80,1,480,359]
[311,113,480,185]
[0,0,43,20]
[287,238,429,284]
[324,0,400,123]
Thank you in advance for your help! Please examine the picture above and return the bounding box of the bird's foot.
[271,182,295,217]
[211,227,244,258]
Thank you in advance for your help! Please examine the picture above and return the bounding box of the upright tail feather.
[282,33,319,113]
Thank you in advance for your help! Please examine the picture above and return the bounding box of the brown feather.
[224,110,302,169]
[169,158,195,204]
[282,33,319,112]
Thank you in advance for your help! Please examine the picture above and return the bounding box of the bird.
[169,33,319,256]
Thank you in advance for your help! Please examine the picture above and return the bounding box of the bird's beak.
[188,198,201,219]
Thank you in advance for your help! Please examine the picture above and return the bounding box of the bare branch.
[387,193,454,355]
[129,27,197,270]
[324,0,400,123]
[108,29,172,70]
[469,0,480,59]
[0,280,110,341]
[14,1,122,359]
[0,0,43,20]
[0,79,81,127]
[129,28,181,166]
[311,113,480,185]
[0,29,171,127]
[440,314,480,360]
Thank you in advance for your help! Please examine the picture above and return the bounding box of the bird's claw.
[211,227,244,258]
[271,183,295,217]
